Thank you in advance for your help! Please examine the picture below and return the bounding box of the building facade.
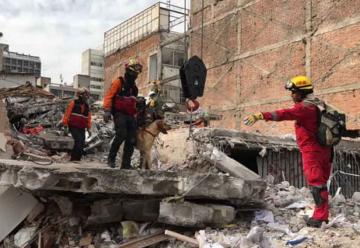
[0,43,41,77]
[81,49,104,100]
[0,43,41,88]
[46,83,76,98]
[73,74,90,89]
[104,2,187,104]
[189,0,360,133]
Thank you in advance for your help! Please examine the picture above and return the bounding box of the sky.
[0,0,188,83]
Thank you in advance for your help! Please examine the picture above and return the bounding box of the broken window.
[149,53,157,81]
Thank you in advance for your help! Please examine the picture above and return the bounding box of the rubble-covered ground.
[1,84,360,247]
[3,179,360,248]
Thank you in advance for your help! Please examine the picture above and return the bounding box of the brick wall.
[104,33,161,96]
[190,0,360,134]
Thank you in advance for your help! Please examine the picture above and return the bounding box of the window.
[149,53,157,81]
[91,61,103,67]
[90,77,103,82]
[90,85,102,90]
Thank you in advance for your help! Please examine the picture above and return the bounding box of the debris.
[285,236,308,246]
[79,233,93,247]
[164,230,198,246]
[50,196,73,216]
[255,210,275,224]
[205,145,261,180]
[352,192,360,203]
[26,202,45,222]
[285,200,310,209]
[158,202,235,227]
[14,226,37,248]
[122,221,139,240]
[0,186,39,242]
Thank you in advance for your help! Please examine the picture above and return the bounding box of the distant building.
[73,74,90,89]
[45,83,76,98]
[36,76,51,89]
[81,49,104,100]
[0,43,41,88]
[104,2,188,104]
[0,73,37,88]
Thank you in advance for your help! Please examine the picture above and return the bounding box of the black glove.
[104,111,112,123]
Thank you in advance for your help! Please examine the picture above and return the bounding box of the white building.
[81,49,104,100]
[0,43,41,88]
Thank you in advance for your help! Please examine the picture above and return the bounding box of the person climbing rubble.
[63,87,91,161]
[103,57,143,169]
[243,75,332,228]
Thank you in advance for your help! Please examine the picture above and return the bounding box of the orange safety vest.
[68,100,89,129]
[113,77,138,116]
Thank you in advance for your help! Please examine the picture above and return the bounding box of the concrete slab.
[158,201,235,227]
[39,133,74,150]
[0,159,266,205]
[0,186,38,242]
[205,145,261,180]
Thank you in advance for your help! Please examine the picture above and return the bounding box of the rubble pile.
[3,93,115,163]
[155,180,360,248]
[4,178,360,248]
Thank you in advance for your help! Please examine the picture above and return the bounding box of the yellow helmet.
[285,75,313,92]
[125,57,142,74]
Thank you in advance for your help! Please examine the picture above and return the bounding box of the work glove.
[63,126,69,136]
[104,111,112,123]
[243,112,264,126]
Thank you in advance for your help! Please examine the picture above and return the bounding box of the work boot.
[303,216,328,228]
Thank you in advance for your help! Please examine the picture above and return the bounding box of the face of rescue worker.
[125,68,138,83]
[78,93,88,102]
[291,91,303,103]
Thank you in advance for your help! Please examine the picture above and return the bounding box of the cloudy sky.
[0,0,187,83]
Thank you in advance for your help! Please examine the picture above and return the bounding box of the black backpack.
[305,98,346,146]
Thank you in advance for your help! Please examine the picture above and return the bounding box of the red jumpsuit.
[262,101,332,221]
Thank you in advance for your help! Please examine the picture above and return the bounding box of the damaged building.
[104,2,188,104]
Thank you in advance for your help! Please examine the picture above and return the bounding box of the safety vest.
[113,77,137,116]
[68,100,89,129]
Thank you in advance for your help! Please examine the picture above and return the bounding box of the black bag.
[305,98,346,146]
[180,55,207,100]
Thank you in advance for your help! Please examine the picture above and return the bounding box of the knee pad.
[310,185,327,206]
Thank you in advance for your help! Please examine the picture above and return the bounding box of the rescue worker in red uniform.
[63,87,91,161]
[103,58,142,169]
[243,76,332,228]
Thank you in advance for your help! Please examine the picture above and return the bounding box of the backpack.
[304,98,346,146]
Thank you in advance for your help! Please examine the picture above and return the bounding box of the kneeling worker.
[63,87,91,161]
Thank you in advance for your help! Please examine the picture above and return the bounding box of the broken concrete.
[0,186,38,242]
[204,145,261,180]
[0,159,265,204]
[158,201,235,227]
[87,199,123,225]
[39,133,74,150]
